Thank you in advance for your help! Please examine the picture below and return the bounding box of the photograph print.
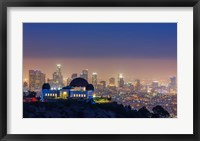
[23,23,177,118]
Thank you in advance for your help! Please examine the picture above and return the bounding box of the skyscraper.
[109,77,115,86]
[169,76,177,93]
[29,70,45,91]
[170,76,177,87]
[80,69,88,81]
[92,72,98,89]
[47,78,56,89]
[135,79,141,92]
[67,77,72,86]
[152,81,159,89]
[52,64,63,89]
[100,81,106,89]
[118,73,124,87]
[23,80,29,92]
[71,73,78,80]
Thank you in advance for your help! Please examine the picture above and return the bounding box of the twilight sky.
[23,23,177,83]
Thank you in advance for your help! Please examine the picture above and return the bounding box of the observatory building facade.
[41,77,94,101]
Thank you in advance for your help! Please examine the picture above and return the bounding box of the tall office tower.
[169,76,177,94]
[170,76,177,87]
[100,81,106,89]
[109,77,115,86]
[29,70,45,92]
[47,78,56,89]
[135,79,141,92]
[152,81,159,89]
[52,64,63,89]
[80,69,88,81]
[71,73,78,80]
[92,72,98,89]
[118,73,124,87]
[23,80,29,92]
[67,77,72,86]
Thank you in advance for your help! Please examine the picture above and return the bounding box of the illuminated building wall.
[41,87,94,101]
[41,78,94,101]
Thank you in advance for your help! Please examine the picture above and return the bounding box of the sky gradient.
[23,23,177,82]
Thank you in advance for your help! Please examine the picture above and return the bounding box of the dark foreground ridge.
[23,100,170,118]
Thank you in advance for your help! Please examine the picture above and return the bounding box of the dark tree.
[27,91,37,98]
[138,106,152,118]
[152,105,170,118]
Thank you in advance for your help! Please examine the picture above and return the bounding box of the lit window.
[55,94,57,97]
[45,94,47,96]
[50,94,52,96]
[79,94,81,97]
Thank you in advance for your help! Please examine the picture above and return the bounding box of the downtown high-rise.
[92,72,98,89]
[80,69,88,81]
[52,64,64,89]
[29,70,45,92]
[118,73,124,87]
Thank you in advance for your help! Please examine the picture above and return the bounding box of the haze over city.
[23,23,177,82]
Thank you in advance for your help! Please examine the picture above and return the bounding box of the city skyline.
[23,23,177,82]
[24,64,177,117]
[25,64,176,84]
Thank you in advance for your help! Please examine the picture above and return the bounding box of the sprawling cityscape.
[23,23,177,118]
[23,64,177,117]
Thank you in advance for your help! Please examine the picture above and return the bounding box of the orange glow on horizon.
[23,57,176,83]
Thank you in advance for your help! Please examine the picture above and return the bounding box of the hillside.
[23,100,170,118]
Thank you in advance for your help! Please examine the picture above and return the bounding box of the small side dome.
[42,83,51,90]
[86,84,94,91]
